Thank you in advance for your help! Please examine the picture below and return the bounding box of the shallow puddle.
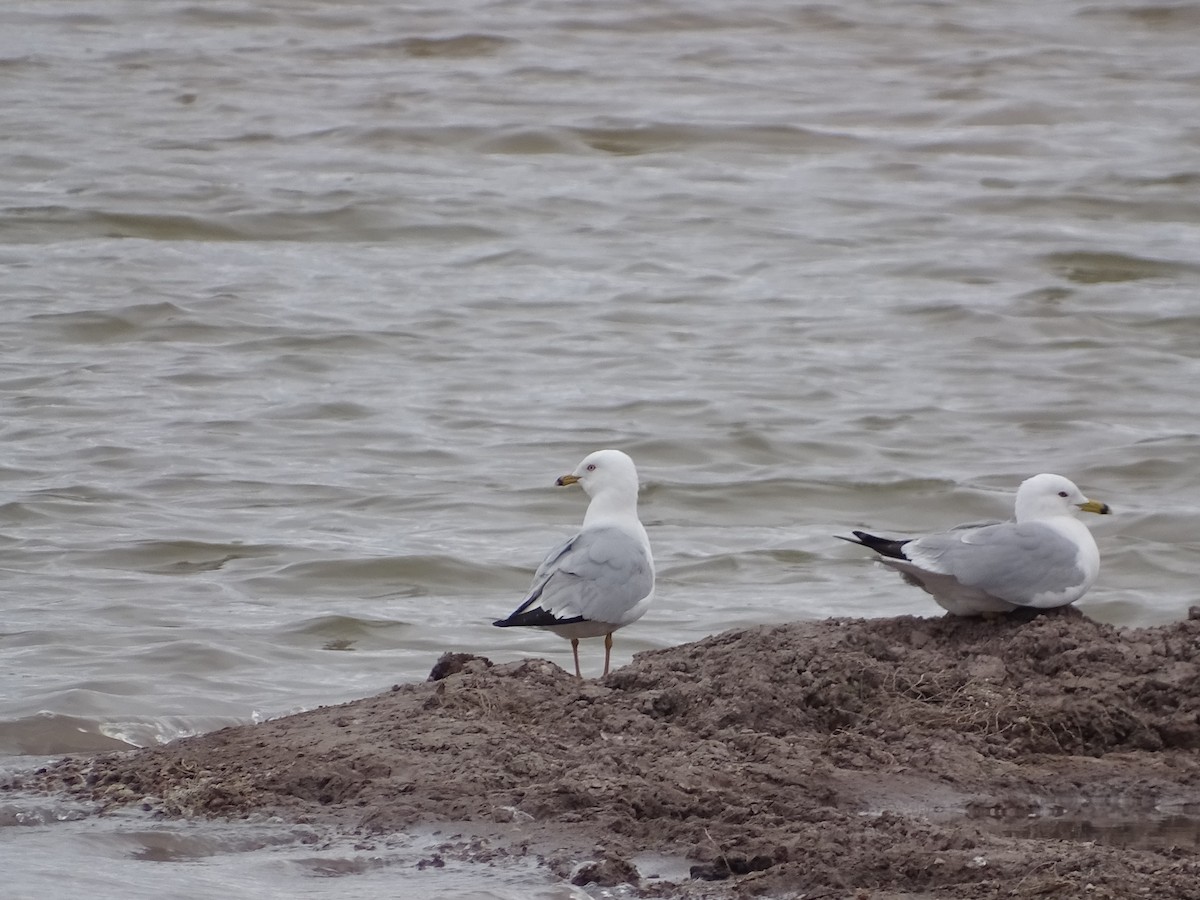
[0,794,603,900]
[966,801,1200,851]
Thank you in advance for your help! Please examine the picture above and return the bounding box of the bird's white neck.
[1015,500,1074,524]
[582,486,640,530]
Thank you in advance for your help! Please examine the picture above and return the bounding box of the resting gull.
[839,473,1111,616]
[494,449,654,678]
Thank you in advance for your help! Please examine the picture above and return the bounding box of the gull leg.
[571,638,582,679]
[603,632,613,677]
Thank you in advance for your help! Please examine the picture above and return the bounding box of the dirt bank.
[12,608,1200,898]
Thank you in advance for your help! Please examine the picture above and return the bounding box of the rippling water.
[4,0,1200,895]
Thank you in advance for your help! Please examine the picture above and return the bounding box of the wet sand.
[12,609,1200,898]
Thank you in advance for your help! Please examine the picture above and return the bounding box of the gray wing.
[532,533,577,583]
[906,521,1086,606]
[502,526,653,626]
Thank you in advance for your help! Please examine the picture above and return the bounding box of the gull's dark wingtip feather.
[841,530,912,560]
[494,608,586,629]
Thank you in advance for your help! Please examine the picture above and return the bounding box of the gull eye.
[1058,490,1069,498]
[586,464,596,471]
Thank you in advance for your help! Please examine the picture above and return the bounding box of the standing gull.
[493,449,654,678]
[839,473,1111,616]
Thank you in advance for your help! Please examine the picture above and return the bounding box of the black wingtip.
[494,609,587,629]
[839,530,911,560]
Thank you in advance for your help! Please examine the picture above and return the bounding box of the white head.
[1014,473,1110,522]
[556,449,640,500]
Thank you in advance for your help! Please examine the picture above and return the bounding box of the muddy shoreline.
[11,609,1200,898]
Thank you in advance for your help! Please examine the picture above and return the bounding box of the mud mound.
[12,610,1200,898]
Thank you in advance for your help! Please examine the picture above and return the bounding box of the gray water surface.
[4,0,1200,896]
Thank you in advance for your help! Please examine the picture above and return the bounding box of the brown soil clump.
[12,608,1200,898]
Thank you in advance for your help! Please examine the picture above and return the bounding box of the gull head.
[556,449,640,499]
[1015,473,1111,522]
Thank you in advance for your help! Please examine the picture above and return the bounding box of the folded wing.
[903,521,1086,607]
[495,526,653,628]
